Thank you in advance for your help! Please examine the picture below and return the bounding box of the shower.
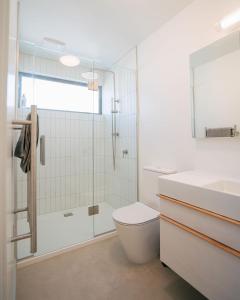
[13,39,138,261]
[110,71,119,170]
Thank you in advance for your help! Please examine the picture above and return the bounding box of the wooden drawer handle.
[159,194,240,226]
[160,214,240,258]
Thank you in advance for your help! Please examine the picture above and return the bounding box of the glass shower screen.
[15,39,138,259]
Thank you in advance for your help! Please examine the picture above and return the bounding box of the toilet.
[112,167,176,264]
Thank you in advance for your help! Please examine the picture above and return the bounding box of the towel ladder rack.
[11,105,37,254]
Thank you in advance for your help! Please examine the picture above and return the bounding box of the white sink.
[204,180,240,196]
[158,171,240,221]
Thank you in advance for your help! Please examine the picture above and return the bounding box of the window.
[19,72,102,114]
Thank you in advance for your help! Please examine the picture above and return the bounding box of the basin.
[204,180,240,196]
[158,171,240,221]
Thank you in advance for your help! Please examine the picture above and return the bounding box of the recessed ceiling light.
[81,71,98,80]
[43,37,66,47]
[219,9,240,30]
[59,55,80,67]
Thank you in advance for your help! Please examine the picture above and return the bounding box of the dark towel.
[14,113,39,173]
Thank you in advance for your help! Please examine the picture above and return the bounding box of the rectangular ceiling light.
[219,9,240,30]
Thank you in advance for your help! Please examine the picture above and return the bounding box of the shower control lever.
[111,110,119,114]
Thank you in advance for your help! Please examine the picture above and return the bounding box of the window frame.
[18,72,102,114]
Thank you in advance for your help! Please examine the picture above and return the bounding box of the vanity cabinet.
[159,194,240,300]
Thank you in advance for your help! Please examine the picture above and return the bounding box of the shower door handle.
[40,135,45,166]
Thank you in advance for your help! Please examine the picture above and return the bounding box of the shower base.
[17,202,115,260]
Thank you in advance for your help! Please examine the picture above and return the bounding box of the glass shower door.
[15,44,138,259]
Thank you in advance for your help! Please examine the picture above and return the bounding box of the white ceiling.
[20,0,193,67]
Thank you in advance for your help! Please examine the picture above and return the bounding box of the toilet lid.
[112,202,159,225]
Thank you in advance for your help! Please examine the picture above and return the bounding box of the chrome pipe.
[111,70,117,171]
[111,96,116,170]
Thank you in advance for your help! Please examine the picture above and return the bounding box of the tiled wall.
[16,53,105,215]
[16,108,105,215]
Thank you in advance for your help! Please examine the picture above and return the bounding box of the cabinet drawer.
[160,219,240,300]
[159,195,240,250]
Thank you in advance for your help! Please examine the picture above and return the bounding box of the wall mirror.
[190,30,240,138]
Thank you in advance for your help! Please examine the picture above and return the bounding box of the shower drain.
[64,212,73,217]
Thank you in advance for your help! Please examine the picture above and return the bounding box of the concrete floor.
[17,237,206,300]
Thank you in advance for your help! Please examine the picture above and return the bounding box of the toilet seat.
[112,202,159,226]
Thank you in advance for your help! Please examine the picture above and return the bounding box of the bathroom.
[0,0,239,299]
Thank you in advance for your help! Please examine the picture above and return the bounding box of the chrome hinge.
[88,205,99,216]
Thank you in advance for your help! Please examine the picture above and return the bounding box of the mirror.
[190,30,240,138]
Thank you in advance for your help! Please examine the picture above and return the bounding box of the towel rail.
[12,120,32,125]
[11,233,32,242]
[30,105,37,253]
[13,207,28,214]
[13,127,23,130]
[11,105,38,255]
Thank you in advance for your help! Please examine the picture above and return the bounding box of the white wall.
[138,0,240,207]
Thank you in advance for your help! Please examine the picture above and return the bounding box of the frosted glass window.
[19,73,102,114]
